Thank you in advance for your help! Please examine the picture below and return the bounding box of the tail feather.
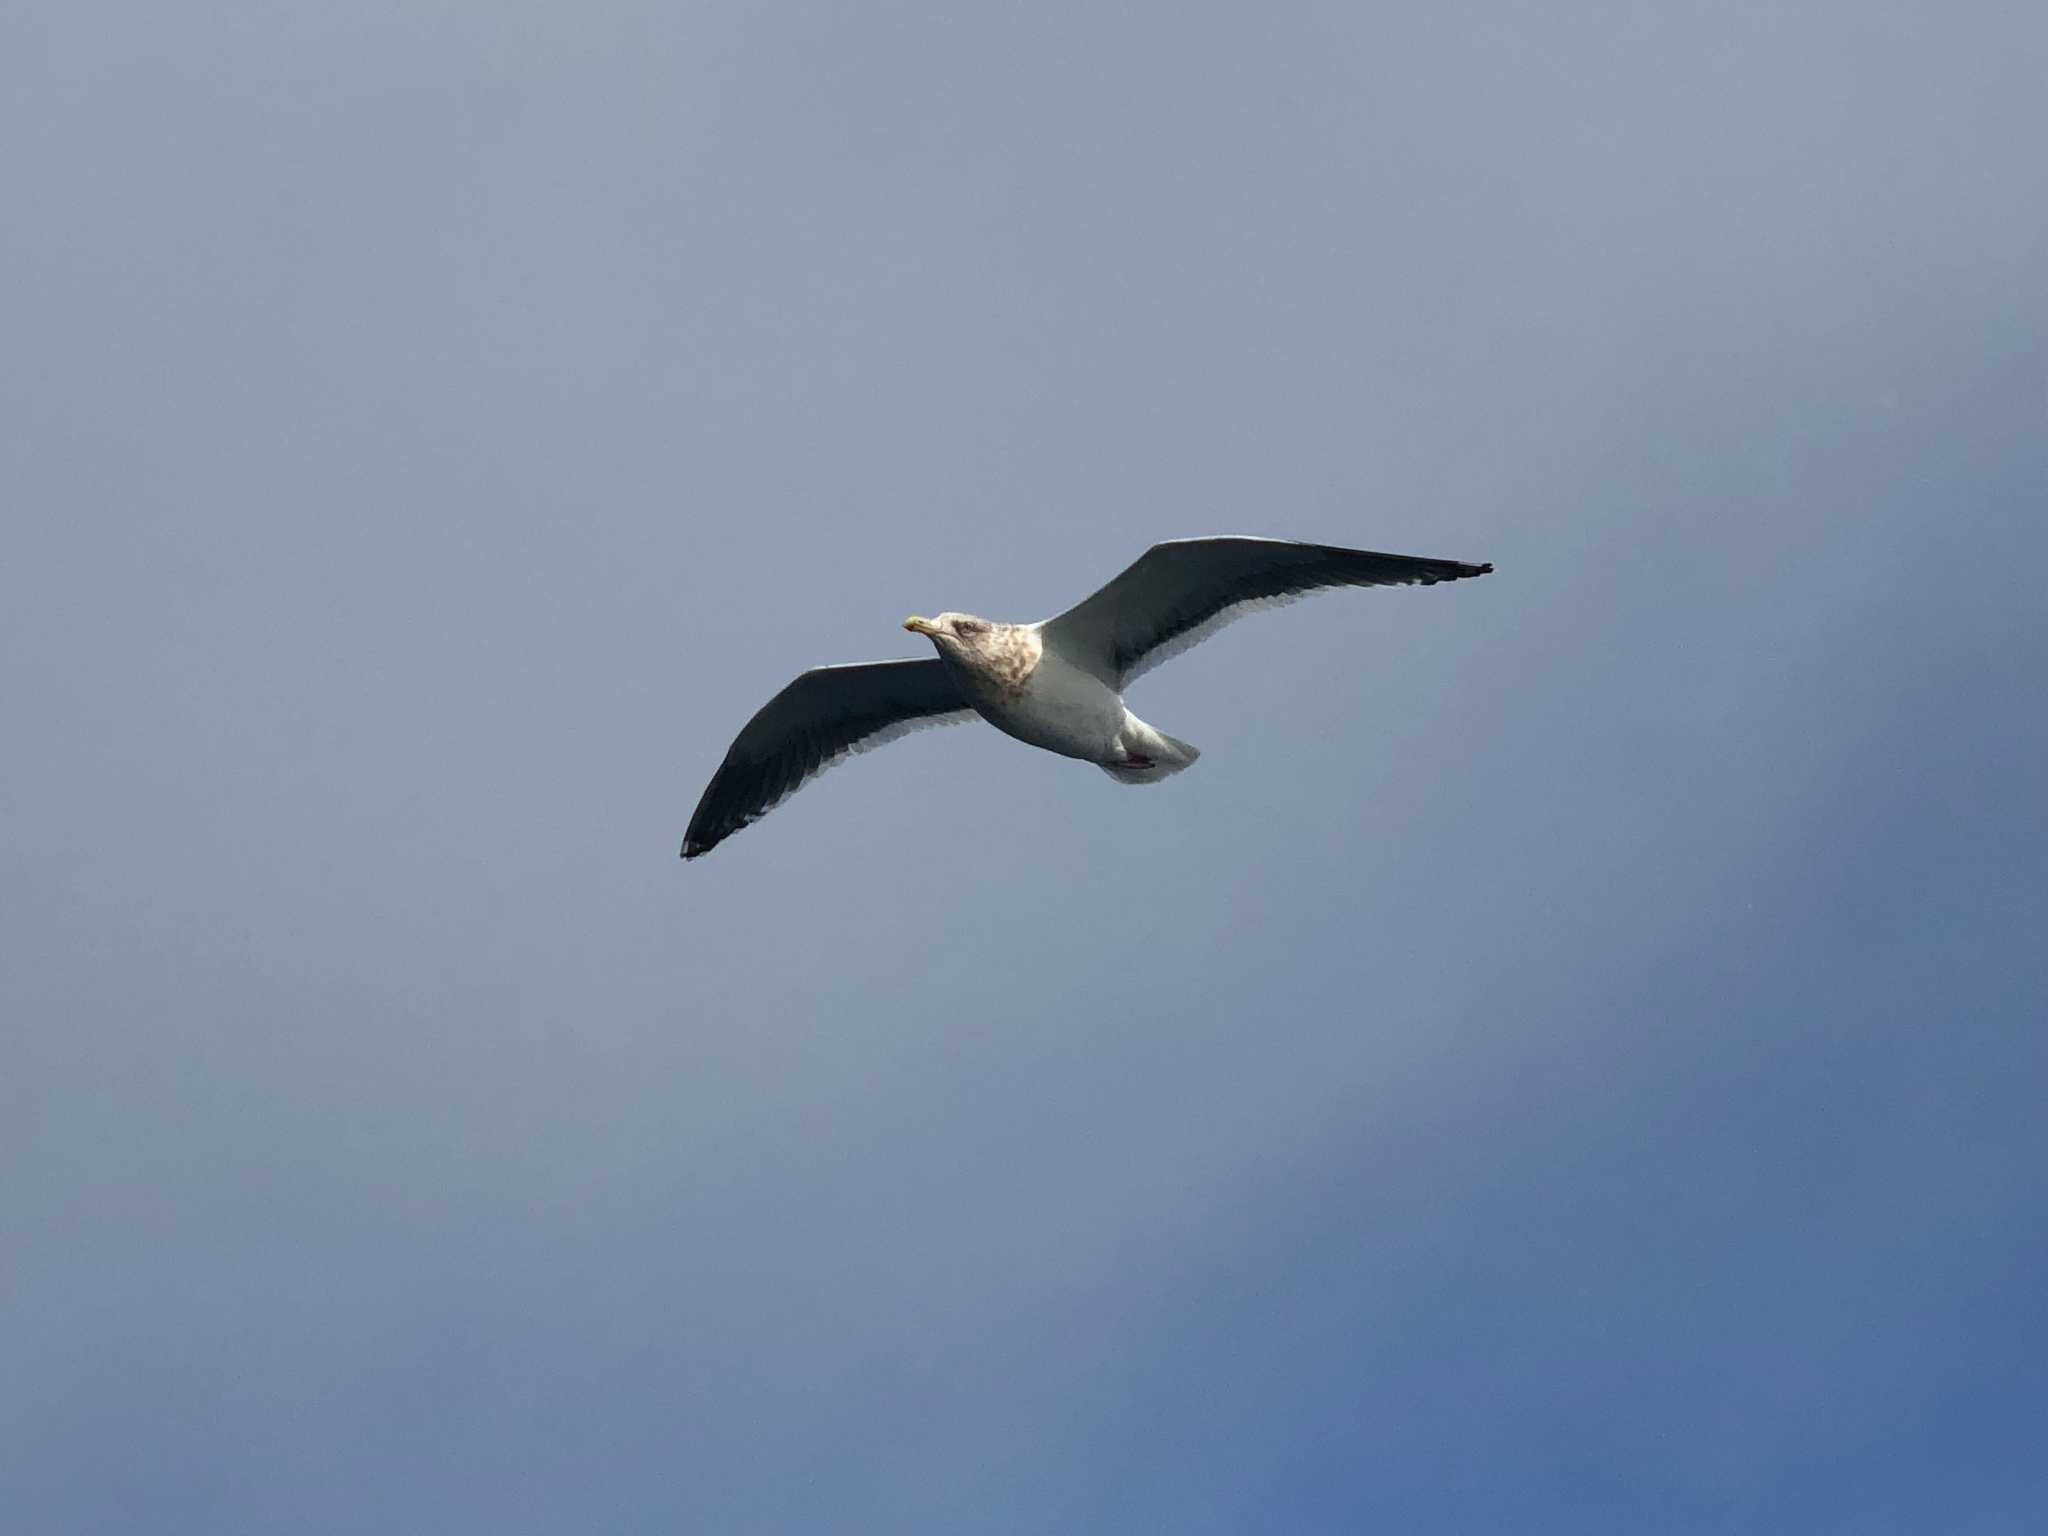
[1100,725,1200,785]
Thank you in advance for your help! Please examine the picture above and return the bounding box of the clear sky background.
[5,3,2045,1531]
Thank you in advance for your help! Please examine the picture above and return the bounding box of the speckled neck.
[957,622,1042,699]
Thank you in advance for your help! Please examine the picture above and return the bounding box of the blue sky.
[4,2,2045,1530]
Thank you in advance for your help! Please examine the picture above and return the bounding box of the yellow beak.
[903,615,936,635]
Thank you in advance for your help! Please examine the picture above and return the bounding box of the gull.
[681,537,1491,859]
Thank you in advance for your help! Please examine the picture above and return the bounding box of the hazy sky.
[5,2,2045,1530]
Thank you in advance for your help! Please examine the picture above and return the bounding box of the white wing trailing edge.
[682,659,972,859]
[1040,537,1493,686]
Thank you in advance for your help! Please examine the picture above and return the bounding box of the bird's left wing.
[683,659,973,859]
[1040,537,1493,686]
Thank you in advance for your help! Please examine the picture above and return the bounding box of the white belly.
[968,645,1124,762]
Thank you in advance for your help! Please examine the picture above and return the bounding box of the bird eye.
[954,617,985,634]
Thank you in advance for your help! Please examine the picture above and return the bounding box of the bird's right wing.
[683,659,973,859]
[1040,537,1493,686]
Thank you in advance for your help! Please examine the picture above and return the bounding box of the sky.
[4,2,2045,1530]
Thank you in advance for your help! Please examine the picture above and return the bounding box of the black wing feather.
[1043,538,1492,685]
[682,659,971,860]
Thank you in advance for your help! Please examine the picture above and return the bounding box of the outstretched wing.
[683,659,973,859]
[1040,537,1493,686]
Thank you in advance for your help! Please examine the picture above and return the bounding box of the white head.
[904,611,1040,692]
[902,611,994,651]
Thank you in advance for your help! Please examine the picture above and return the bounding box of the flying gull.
[682,537,1491,859]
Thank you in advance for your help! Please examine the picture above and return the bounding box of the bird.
[681,537,1492,859]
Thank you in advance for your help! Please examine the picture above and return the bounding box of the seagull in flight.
[682,537,1491,859]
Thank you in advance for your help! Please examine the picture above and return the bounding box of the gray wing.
[1040,537,1493,686]
[683,659,973,860]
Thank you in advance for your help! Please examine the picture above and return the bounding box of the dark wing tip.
[681,798,732,859]
[1431,558,1492,580]
[1415,559,1491,585]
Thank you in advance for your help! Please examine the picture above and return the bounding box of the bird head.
[903,612,992,650]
